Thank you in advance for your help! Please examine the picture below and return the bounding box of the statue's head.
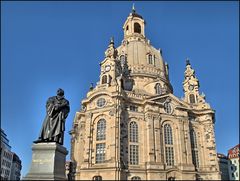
[57,88,64,97]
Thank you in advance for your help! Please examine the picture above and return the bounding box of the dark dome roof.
[132,12,143,19]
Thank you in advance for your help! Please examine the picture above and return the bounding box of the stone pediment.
[147,94,189,108]
[83,90,113,104]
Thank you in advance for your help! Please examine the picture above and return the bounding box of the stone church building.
[70,7,220,180]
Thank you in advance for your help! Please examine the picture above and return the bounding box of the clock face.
[188,85,194,91]
[105,65,111,72]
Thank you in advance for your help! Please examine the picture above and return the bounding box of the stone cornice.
[130,65,167,80]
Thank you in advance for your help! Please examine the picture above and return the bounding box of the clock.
[105,65,111,72]
[188,85,194,91]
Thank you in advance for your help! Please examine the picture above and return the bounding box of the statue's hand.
[54,105,59,110]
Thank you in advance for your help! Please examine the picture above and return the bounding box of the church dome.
[116,7,172,95]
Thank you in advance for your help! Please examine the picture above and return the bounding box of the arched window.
[164,124,174,166]
[164,102,172,114]
[148,54,153,64]
[92,176,102,181]
[129,121,139,165]
[190,130,199,168]
[126,25,129,31]
[190,130,197,148]
[189,94,195,104]
[130,121,138,142]
[134,23,141,33]
[131,176,141,180]
[164,124,173,145]
[109,75,112,84]
[96,119,106,141]
[155,83,162,95]
[96,119,106,164]
[102,75,107,84]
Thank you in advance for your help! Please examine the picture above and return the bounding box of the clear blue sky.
[1,1,239,177]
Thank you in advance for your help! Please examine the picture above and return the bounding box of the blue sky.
[1,1,239,177]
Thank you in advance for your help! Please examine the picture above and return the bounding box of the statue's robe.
[38,96,70,143]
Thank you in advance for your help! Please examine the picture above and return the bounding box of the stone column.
[23,142,68,180]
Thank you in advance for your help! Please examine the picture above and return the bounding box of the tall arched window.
[164,124,173,145]
[190,130,199,168]
[189,94,195,104]
[130,121,138,142]
[131,176,141,180]
[190,130,197,148]
[134,23,141,33]
[109,75,112,84]
[96,119,106,164]
[164,124,174,166]
[153,55,156,66]
[129,121,139,165]
[96,119,106,141]
[155,83,162,95]
[164,102,172,114]
[148,54,153,64]
[102,75,107,84]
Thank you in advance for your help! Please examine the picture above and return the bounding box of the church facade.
[70,8,220,180]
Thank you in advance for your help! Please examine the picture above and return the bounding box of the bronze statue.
[34,88,70,145]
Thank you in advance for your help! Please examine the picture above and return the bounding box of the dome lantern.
[123,5,145,38]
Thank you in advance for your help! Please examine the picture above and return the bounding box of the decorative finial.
[110,37,114,45]
[89,83,94,91]
[105,37,117,58]
[186,58,190,66]
[159,48,162,55]
[132,3,136,13]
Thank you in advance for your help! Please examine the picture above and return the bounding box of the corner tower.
[183,59,210,109]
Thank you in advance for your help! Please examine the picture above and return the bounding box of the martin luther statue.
[34,88,70,145]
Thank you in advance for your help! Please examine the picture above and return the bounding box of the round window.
[97,98,106,108]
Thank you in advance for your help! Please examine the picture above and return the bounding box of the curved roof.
[132,12,143,19]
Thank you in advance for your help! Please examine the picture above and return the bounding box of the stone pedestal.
[23,142,68,180]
